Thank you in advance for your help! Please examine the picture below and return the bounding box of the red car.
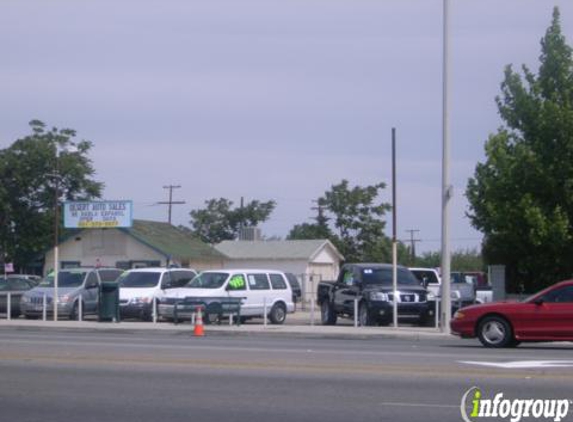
[450,279,573,347]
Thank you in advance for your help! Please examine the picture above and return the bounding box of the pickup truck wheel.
[269,303,287,325]
[477,316,514,348]
[358,303,373,327]
[320,301,337,325]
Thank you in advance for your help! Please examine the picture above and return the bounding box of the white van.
[158,269,295,324]
[118,267,197,321]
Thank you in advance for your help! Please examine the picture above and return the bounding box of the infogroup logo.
[460,387,571,422]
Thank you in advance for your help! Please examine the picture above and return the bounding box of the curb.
[0,319,453,341]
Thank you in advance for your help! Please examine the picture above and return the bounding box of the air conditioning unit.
[239,227,261,241]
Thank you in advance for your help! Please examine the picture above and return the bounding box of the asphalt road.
[1,327,572,422]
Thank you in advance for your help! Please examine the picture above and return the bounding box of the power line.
[405,229,421,259]
[157,185,186,225]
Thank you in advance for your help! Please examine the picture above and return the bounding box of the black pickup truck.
[317,263,433,326]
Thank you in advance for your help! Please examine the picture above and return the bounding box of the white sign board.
[64,200,133,228]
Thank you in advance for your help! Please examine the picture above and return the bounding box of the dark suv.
[318,263,433,326]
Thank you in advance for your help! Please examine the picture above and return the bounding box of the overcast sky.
[2,0,572,254]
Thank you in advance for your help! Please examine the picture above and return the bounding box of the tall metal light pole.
[391,128,398,328]
[53,147,60,322]
[441,0,452,334]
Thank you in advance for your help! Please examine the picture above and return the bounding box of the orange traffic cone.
[194,306,205,337]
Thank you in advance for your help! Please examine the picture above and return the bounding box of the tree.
[288,180,392,262]
[466,7,573,292]
[0,120,103,271]
[189,198,276,244]
[287,198,333,241]
[412,249,483,272]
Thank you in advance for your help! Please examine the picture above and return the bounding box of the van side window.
[227,274,246,291]
[247,273,270,290]
[86,272,99,288]
[269,274,287,290]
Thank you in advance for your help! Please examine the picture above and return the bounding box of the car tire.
[269,303,287,325]
[358,302,374,327]
[477,316,514,348]
[320,301,337,325]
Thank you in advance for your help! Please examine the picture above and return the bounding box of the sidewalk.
[0,311,453,340]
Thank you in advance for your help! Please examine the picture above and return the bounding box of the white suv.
[118,267,196,321]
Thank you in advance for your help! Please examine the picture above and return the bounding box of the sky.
[2,0,573,254]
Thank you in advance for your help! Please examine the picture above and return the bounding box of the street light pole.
[53,147,60,322]
[441,0,452,334]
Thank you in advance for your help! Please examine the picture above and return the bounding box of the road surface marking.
[459,360,573,369]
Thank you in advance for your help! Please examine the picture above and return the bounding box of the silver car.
[20,268,122,319]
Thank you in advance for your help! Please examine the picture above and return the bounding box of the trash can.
[98,281,120,322]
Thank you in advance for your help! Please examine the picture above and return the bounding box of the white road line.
[459,360,573,369]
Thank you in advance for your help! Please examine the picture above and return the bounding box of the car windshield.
[362,268,419,286]
[119,272,161,288]
[186,272,229,289]
[39,271,87,288]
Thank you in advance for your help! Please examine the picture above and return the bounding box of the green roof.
[119,220,225,261]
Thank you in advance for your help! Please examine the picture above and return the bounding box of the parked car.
[0,277,36,317]
[318,263,433,326]
[457,271,493,303]
[7,274,42,286]
[450,279,573,347]
[158,269,295,324]
[285,272,302,304]
[20,267,123,319]
[118,267,197,321]
[410,267,496,306]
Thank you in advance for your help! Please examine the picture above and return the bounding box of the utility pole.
[391,127,398,329]
[311,199,327,225]
[441,0,452,334]
[157,185,186,225]
[405,229,421,259]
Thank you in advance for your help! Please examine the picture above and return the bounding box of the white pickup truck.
[409,267,493,308]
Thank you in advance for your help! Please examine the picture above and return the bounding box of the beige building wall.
[44,229,221,274]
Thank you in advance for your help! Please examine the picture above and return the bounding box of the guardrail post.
[263,297,268,328]
[152,297,157,324]
[78,295,83,322]
[7,293,11,320]
[310,296,315,326]
[354,298,359,328]
[42,293,47,321]
[435,298,440,329]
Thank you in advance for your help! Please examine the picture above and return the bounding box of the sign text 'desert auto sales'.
[461,387,571,422]
[64,200,133,229]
